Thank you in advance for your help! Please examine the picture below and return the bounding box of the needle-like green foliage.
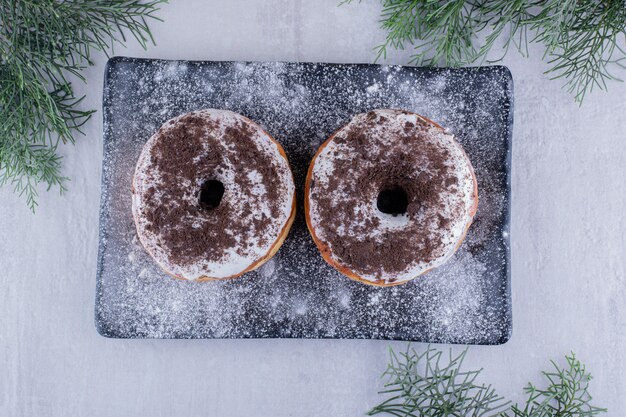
[505,353,607,417]
[368,345,509,416]
[368,346,607,417]
[342,0,626,104]
[0,0,166,211]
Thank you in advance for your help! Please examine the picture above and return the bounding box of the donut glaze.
[132,109,296,281]
[305,109,478,286]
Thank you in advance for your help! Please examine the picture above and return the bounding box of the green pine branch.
[505,353,607,417]
[368,345,607,417]
[368,345,510,416]
[0,0,166,211]
[343,0,626,104]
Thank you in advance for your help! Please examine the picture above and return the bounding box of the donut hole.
[377,187,408,216]
[199,180,225,210]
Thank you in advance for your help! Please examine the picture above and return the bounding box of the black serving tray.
[96,57,512,344]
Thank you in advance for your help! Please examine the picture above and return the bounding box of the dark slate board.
[96,57,512,344]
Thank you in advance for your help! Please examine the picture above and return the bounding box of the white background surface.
[1,1,625,416]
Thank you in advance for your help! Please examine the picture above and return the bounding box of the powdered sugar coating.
[132,109,295,280]
[96,58,512,344]
[308,109,477,284]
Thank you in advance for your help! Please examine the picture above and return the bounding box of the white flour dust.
[96,58,511,343]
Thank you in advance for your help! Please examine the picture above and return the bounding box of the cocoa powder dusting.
[141,111,286,267]
[310,110,464,279]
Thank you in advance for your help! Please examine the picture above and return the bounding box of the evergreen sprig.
[369,346,607,417]
[368,345,509,416]
[343,0,626,104]
[0,0,165,211]
[505,353,607,417]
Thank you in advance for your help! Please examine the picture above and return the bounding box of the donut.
[132,109,296,281]
[305,109,478,286]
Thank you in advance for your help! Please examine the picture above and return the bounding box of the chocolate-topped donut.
[132,109,296,281]
[305,109,478,286]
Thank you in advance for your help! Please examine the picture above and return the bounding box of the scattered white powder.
[96,58,511,344]
[366,82,381,94]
